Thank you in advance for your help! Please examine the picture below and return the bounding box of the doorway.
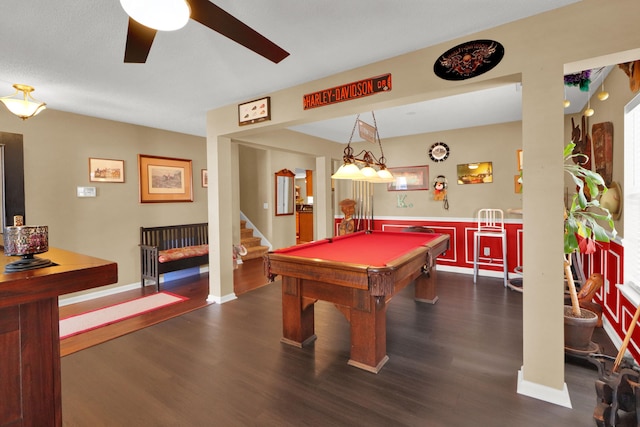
[295,168,313,243]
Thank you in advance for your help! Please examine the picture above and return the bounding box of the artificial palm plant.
[563,141,617,318]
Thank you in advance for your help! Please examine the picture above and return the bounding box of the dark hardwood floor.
[60,262,615,426]
[60,258,268,356]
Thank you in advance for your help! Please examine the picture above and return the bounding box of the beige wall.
[563,63,634,237]
[207,0,640,406]
[347,122,523,218]
[0,109,207,298]
[238,143,316,248]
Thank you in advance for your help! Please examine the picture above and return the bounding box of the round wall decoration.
[429,142,450,162]
[433,39,504,81]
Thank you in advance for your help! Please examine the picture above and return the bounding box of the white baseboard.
[207,293,237,304]
[517,368,572,408]
[59,282,141,307]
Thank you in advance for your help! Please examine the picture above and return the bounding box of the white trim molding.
[517,368,572,408]
[207,293,237,304]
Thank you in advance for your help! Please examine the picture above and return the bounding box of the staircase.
[240,220,269,261]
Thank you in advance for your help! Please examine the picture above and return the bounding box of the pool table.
[264,230,449,373]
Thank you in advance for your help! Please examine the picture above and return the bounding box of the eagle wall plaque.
[434,40,504,81]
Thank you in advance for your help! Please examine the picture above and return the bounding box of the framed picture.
[517,149,523,171]
[201,169,208,187]
[89,158,124,183]
[457,162,493,184]
[238,96,271,126]
[138,154,193,203]
[387,165,429,191]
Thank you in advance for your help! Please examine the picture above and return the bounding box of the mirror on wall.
[275,169,295,216]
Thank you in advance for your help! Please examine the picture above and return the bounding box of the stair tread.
[242,245,269,260]
[241,236,262,248]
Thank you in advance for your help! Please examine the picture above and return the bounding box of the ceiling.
[1,0,583,140]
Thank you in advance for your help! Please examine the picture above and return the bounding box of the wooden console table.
[0,247,117,427]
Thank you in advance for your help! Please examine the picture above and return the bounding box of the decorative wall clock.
[429,142,450,162]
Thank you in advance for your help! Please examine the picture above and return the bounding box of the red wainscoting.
[334,217,632,361]
[580,240,634,359]
[334,217,524,276]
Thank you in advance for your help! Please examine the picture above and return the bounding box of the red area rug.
[59,292,188,339]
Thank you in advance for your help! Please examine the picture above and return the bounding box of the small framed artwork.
[238,96,271,126]
[201,169,208,187]
[138,154,193,203]
[457,162,493,184]
[517,149,523,171]
[387,165,429,191]
[89,158,124,183]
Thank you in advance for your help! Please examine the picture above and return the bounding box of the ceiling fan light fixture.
[120,0,190,31]
[0,84,46,120]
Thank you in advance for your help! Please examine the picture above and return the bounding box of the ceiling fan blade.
[188,0,289,64]
[124,17,157,63]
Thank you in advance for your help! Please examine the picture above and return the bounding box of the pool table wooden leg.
[280,276,317,347]
[347,295,389,373]
[414,261,439,304]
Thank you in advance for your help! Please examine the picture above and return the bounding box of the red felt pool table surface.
[274,230,443,267]
[266,230,450,373]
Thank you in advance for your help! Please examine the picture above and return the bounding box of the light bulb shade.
[367,168,395,183]
[597,91,609,101]
[584,108,595,117]
[360,166,378,178]
[563,99,571,108]
[0,84,46,120]
[120,0,190,31]
[331,163,365,180]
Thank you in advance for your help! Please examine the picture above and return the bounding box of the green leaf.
[564,142,575,158]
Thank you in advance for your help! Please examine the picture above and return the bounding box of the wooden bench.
[140,223,208,291]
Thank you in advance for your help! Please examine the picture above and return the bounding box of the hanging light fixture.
[584,90,594,117]
[0,84,46,120]
[120,0,190,31]
[597,81,609,101]
[563,86,570,109]
[331,112,395,183]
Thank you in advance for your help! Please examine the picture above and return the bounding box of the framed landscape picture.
[387,165,429,191]
[138,154,193,203]
[89,158,124,183]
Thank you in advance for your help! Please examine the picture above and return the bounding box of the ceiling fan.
[121,0,289,64]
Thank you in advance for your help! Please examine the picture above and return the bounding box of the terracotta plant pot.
[564,306,598,351]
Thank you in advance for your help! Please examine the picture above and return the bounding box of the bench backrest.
[140,223,208,250]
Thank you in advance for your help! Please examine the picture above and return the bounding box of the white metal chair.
[473,208,508,287]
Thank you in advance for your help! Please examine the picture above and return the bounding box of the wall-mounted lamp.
[331,112,395,183]
[120,0,190,31]
[0,84,46,120]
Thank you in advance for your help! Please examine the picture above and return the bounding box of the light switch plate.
[77,186,97,197]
